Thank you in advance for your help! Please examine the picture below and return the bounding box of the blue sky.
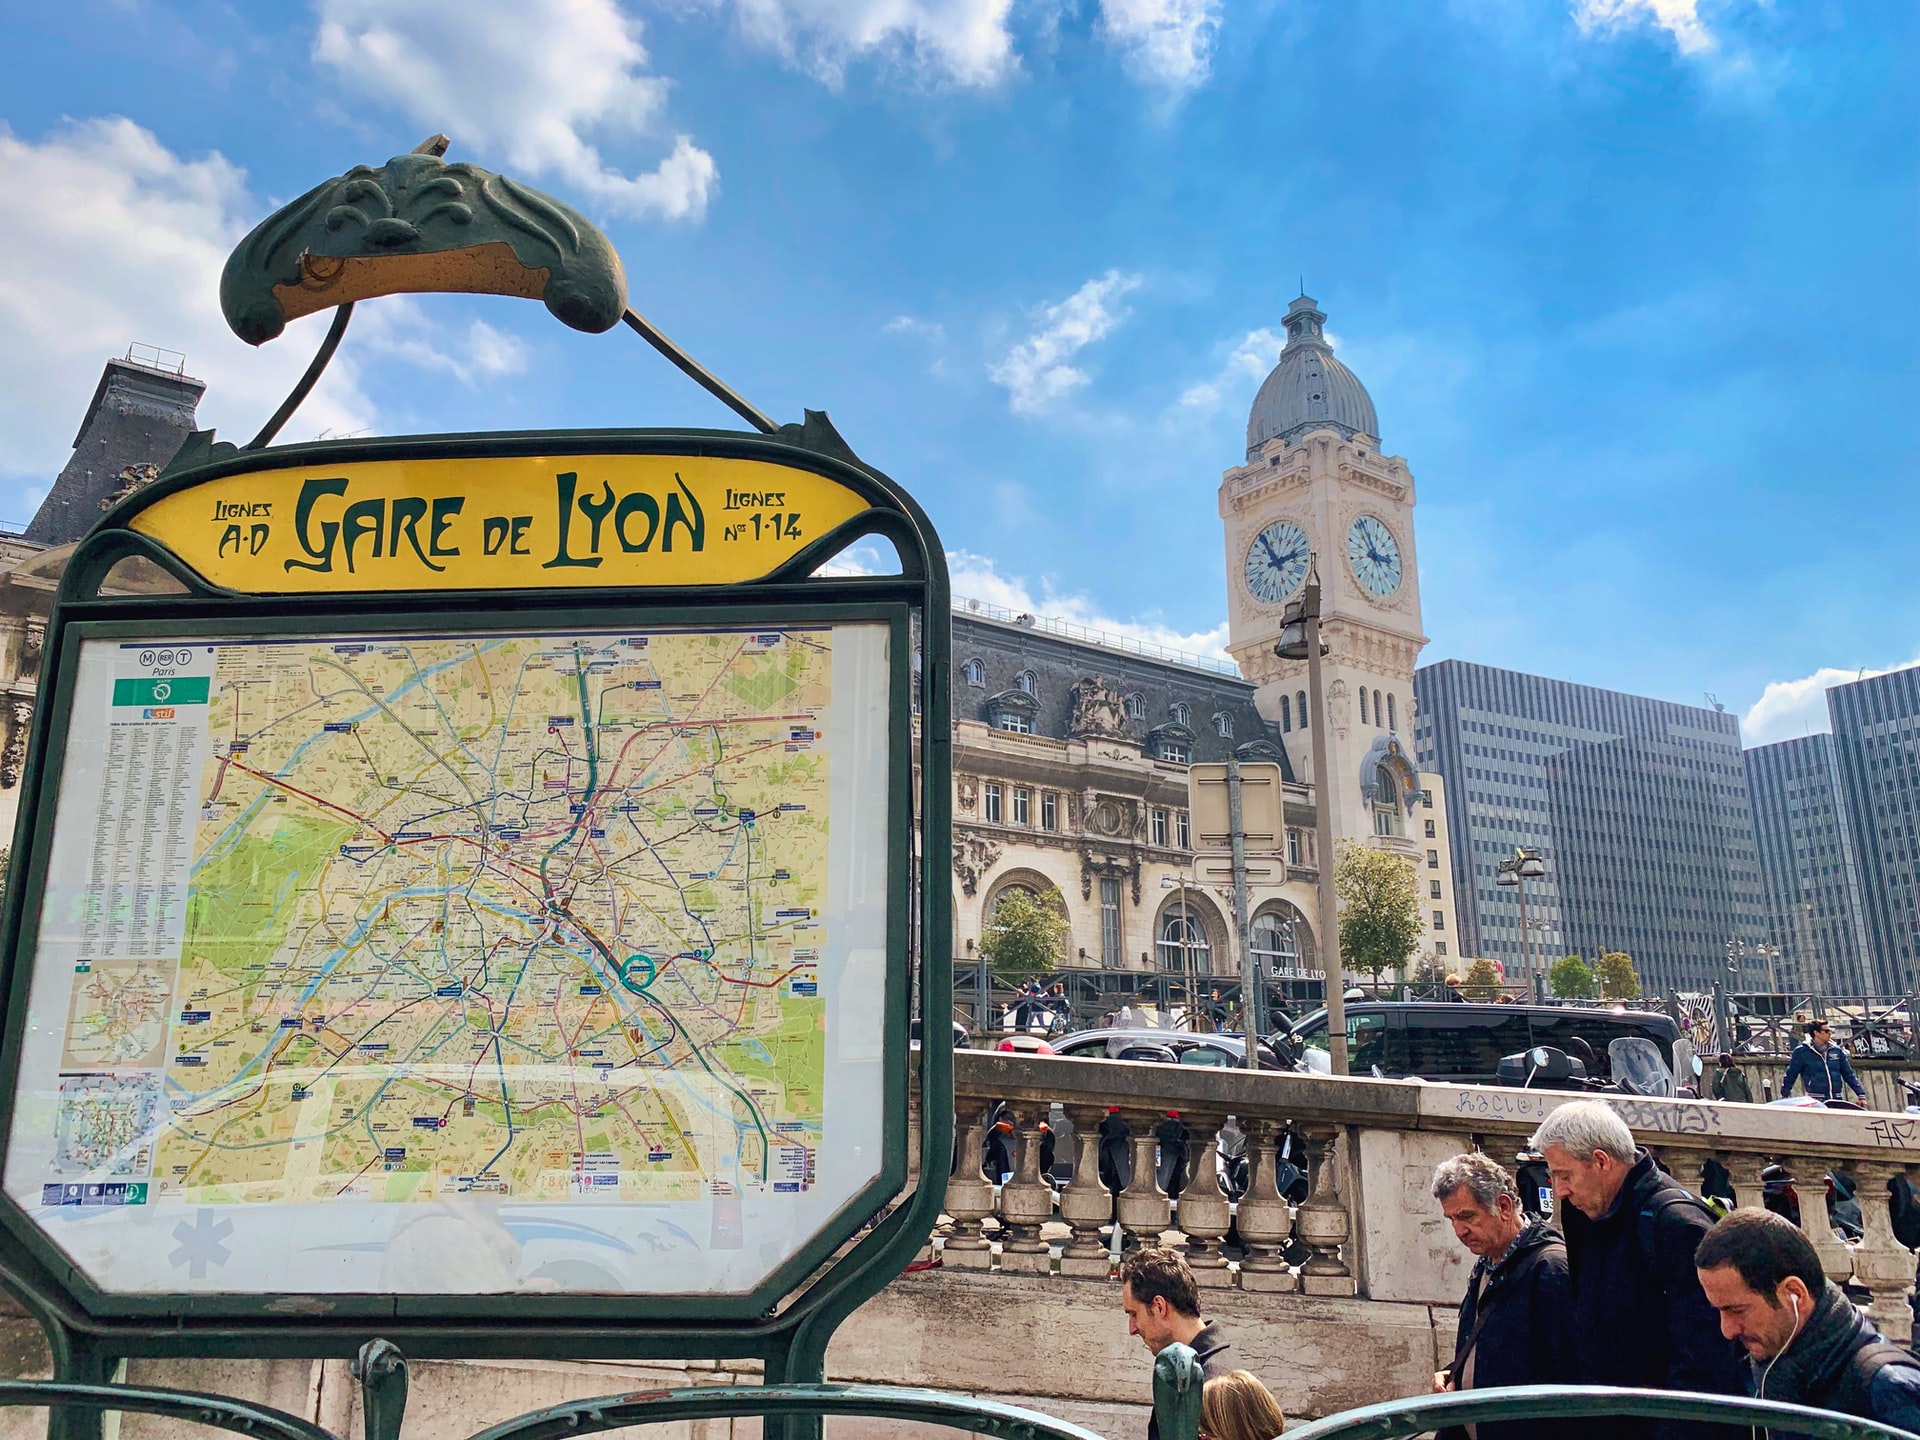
[0,0,1913,743]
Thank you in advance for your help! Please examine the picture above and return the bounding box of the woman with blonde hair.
[1199,1370,1286,1440]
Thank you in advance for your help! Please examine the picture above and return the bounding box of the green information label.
[111,677,210,707]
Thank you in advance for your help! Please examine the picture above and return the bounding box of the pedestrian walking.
[1528,1100,1745,1440]
[1199,1371,1285,1440]
[1781,1021,1867,1104]
[1696,1208,1920,1435]
[1119,1245,1233,1440]
[1428,1152,1572,1440]
[1710,1054,1753,1104]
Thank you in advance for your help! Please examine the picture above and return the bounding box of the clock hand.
[1259,534,1285,569]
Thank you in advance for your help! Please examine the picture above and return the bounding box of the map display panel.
[3,622,891,1296]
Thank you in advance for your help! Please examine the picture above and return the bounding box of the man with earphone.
[1696,1208,1920,1435]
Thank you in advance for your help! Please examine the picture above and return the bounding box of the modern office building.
[1743,735,1873,994]
[1413,660,1767,993]
[1828,664,1920,994]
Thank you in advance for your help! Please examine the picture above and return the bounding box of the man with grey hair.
[1429,1152,1570,1440]
[1530,1100,1743,1440]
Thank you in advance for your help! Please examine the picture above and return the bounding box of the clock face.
[1244,521,1311,604]
[1347,514,1403,597]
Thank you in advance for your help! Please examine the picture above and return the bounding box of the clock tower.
[1219,294,1430,857]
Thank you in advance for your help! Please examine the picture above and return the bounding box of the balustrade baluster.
[1793,1157,1854,1285]
[1720,1152,1770,1213]
[1174,1114,1232,1285]
[1058,1105,1114,1278]
[998,1104,1056,1274]
[1234,1119,1297,1293]
[1116,1110,1172,1249]
[941,1114,996,1270]
[1853,1162,1916,1346]
[1293,1124,1355,1296]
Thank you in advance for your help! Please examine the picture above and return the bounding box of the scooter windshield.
[1609,1036,1675,1097]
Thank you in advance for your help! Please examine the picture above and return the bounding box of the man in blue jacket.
[1781,1020,1867,1103]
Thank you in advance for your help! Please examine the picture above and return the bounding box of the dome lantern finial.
[1282,294,1327,351]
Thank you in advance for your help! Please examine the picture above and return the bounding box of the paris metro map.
[3,621,892,1295]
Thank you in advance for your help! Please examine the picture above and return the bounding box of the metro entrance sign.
[0,138,952,1403]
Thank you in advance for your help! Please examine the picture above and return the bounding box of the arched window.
[1016,669,1038,698]
[1280,695,1293,732]
[962,659,985,687]
[1125,692,1145,720]
[1373,763,1404,837]
[1157,903,1211,975]
[1214,712,1233,739]
[1297,691,1308,729]
[1388,693,1398,732]
[1170,701,1190,727]
[1252,903,1317,981]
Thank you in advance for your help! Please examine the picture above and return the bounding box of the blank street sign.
[1188,762,1285,856]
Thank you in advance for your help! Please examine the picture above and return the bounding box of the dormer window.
[962,659,985,687]
[1170,702,1190,727]
[1214,712,1233,739]
[1015,669,1038,698]
[1125,693,1145,721]
[985,687,1040,736]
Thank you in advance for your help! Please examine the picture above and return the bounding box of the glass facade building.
[1828,665,1920,994]
[1414,659,1766,993]
[1743,735,1873,995]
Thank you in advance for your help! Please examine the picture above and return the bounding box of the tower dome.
[1245,295,1378,457]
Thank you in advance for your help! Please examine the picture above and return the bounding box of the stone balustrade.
[935,1049,1920,1343]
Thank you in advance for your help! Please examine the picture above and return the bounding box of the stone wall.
[0,1269,1454,1440]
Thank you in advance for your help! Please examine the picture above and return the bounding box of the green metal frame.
[0,423,954,1390]
[0,1381,340,1440]
[1281,1385,1914,1440]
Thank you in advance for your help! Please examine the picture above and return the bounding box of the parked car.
[1285,1001,1682,1085]
[1051,1026,1287,1070]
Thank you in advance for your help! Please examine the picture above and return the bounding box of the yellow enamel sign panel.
[130,452,871,592]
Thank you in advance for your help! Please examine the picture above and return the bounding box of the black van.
[1287,1001,1682,1085]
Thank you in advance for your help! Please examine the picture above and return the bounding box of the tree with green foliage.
[1461,958,1502,1001]
[978,885,1069,983]
[1335,841,1423,987]
[1550,955,1598,999]
[1597,951,1641,1000]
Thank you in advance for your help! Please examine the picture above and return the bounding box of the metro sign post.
[0,138,954,1438]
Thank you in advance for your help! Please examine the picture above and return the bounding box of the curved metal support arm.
[465,1383,1111,1440]
[0,1381,341,1440]
[245,303,356,450]
[1281,1384,1911,1440]
[622,308,777,434]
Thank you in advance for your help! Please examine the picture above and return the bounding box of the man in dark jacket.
[1781,1021,1867,1103]
[1530,1101,1745,1440]
[1120,1245,1232,1440]
[1429,1152,1572,1440]
[1697,1208,1920,1436]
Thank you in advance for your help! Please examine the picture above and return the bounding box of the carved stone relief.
[1,701,31,789]
[956,775,978,812]
[1068,676,1129,739]
[953,833,1002,897]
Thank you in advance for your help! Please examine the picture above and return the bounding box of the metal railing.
[952,596,1240,677]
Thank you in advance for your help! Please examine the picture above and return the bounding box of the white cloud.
[0,118,376,495]
[884,315,946,341]
[989,269,1142,416]
[949,549,1233,663]
[1571,0,1716,55]
[1741,657,1920,746]
[355,307,530,385]
[313,0,717,220]
[1178,327,1280,414]
[728,0,1018,87]
[1097,0,1220,93]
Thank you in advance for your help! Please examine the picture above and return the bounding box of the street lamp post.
[1276,560,1345,1075]
[1754,942,1781,993]
[1495,847,1547,1001]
